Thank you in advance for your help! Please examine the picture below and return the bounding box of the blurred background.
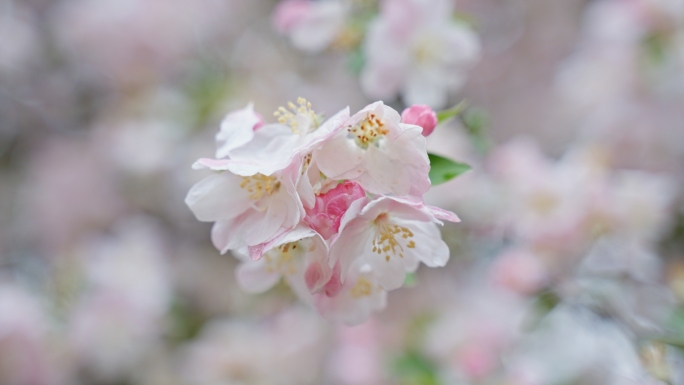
[1,0,684,384]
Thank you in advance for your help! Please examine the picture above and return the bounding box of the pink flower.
[401,104,438,136]
[304,181,366,239]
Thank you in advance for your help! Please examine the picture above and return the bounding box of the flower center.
[240,174,280,200]
[372,214,416,262]
[412,34,441,64]
[347,112,388,148]
[350,277,373,298]
[274,97,320,134]
[264,242,303,276]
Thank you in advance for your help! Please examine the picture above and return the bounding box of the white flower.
[214,103,263,160]
[195,99,349,177]
[360,0,480,108]
[314,258,388,325]
[330,196,458,291]
[315,101,431,196]
[185,161,304,251]
[234,225,331,298]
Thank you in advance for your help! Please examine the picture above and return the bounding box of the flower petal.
[235,260,281,293]
[185,173,250,222]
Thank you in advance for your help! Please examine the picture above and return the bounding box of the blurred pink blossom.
[273,0,348,52]
[361,0,480,108]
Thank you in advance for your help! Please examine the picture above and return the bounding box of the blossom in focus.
[273,0,348,53]
[401,104,438,136]
[214,103,264,160]
[186,98,461,323]
[185,162,304,251]
[314,257,388,325]
[234,225,331,296]
[195,99,349,177]
[330,196,457,290]
[361,0,480,108]
[316,101,431,196]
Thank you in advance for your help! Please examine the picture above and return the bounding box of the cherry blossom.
[185,98,464,324]
[330,196,457,290]
[214,103,264,160]
[194,98,349,177]
[234,225,331,296]
[185,161,304,251]
[314,257,388,325]
[315,101,431,196]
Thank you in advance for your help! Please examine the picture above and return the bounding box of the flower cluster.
[185,99,459,324]
[272,0,480,108]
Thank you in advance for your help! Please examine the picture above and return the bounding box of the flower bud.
[304,181,365,239]
[401,104,438,136]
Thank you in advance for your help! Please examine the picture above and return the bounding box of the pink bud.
[401,104,438,136]
[304,181,366,239]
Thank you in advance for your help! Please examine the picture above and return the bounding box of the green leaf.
[436,100,468,124]
[428,153,471,185]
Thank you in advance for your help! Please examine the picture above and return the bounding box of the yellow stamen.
[273,97,320,134]
[347,113,388,148]
[371,214,415,262]
[240,174,280,200]
[264,241,302,276]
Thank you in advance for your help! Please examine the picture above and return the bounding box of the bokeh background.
[1,0,684,384]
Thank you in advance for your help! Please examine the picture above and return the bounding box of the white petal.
[215,103,261,159]
[211,213,258,253]
[329,219,374,282]
[185,173,250,222]
[395,219,450,268]
[315,132,364,179]
[235,260,281,293]
[227,124,299,175]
